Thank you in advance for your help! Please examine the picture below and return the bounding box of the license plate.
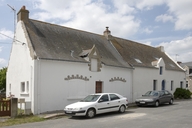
[140,102,145,104]
[66,111,72,113]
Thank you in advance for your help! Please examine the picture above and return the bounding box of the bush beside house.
[174,88,192,99]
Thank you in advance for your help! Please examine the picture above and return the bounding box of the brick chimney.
[103,27,111,40]
[17,6,29,22]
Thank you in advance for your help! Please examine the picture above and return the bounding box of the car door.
[109,94,121,111]
[164,91,172,103]
[159,91,166,103]
[96,94,111,114]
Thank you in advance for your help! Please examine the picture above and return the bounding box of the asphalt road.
[3,100,192,128]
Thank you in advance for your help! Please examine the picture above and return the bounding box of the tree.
[0,67,7,91]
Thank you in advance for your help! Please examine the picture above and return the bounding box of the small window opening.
[134,58,142,63]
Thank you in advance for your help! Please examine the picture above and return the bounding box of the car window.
[160,91,165,96]
[99,94,109,102]
[144,91,159,96]
[81,95,101,102]
[164,91,169,95]
[109,94,120,100]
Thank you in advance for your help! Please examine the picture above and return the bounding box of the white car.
[64,93,128,118]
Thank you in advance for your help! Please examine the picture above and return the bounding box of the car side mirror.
[98,99,103,103]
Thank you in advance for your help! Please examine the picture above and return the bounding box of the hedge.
[174,88,192,99]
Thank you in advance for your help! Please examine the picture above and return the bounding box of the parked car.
[135,90,174,107]
[64,93,128,118]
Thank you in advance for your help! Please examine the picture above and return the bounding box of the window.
[21,82,25,93]
[20,81,29,94]
[9,84,11,93]
[109,94,120,100]
[134,58,142,63]
[99,95,109,102]
[189,69,192,74]
[160,66,163,75]
[186,81,188,88]
[180,81,183,88]
[26,81,29,93]
[153,80,157,90]
[164,90,170,95]
[162,80,165,90]
[91,58,97,72]
[171,81,173,91]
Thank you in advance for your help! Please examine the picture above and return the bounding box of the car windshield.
[81,95,101,102]
[144,91,159,96]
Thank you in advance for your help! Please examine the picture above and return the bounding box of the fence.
[0,98,18,117]
[0,99,11,116]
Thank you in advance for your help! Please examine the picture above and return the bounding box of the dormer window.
[80,45,102,72]
[160,66,163,75]
[134,58,142,63]
[90,58,98,72]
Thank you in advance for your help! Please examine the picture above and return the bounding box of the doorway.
[95,81,102,93]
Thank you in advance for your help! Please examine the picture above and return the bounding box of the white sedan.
[64,93,128,118]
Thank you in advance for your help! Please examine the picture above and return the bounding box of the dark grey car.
[135,90,174,107]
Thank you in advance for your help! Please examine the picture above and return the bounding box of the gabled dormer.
[79,45,102,72]
[151,58,165,75]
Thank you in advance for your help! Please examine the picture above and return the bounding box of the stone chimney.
[103,27,111,40]
[17,6,29,22]
[156,46,165,52]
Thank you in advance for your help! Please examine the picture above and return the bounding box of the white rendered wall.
[35,59,132,114]
[133,60,185,101]
[6,21,34,112]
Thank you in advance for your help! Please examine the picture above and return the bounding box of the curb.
[43,113,65,119]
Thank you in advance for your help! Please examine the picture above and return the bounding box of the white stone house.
[180,62,192,92]
[6,6,185,114]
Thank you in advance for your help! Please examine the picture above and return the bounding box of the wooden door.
[95,81,102,93]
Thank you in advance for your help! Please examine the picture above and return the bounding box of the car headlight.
[72,108,83,111]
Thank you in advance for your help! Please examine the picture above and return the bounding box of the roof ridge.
[113,36,156,49]
[29,19,103,37]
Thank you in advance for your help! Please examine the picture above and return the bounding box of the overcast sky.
[0,0,192,68]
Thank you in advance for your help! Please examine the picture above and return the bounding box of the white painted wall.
[6,21,34,112]
[35,59,132,114]
[133,59,185,101]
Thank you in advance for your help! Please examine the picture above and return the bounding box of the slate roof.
[24,19,130,68]
[180,62,192,68]
[23,19,183,71]
[110,37,183,71]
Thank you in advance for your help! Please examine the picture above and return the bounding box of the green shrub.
[174,88,192,99]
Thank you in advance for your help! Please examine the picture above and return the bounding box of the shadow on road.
[68,110,135,120]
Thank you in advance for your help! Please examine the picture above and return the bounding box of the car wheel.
[169,99,173,105]
[155,101,159,107]
[86,108,95,118]
[119,105,126,113]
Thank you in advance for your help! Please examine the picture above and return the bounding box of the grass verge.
[0,115,45,127]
